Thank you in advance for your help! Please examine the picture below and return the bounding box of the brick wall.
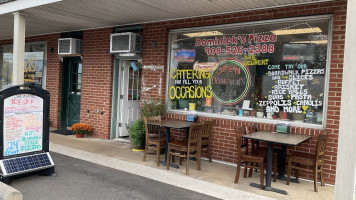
[142,1,347,184]
[81,28,114,139]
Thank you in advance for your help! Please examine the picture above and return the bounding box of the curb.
[0,182,23,200]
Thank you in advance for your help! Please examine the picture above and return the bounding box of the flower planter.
[76,133,84,138]
[129,135,145,150]
[279,111,288,120]
[249,110,257,117]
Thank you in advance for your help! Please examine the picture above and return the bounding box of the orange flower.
[70,123,92,134]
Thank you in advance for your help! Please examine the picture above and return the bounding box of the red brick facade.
[0,0,347,184]
[80,28,114,139]
[142,1,347,184]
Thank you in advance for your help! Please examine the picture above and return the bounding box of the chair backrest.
[249,123,259,133]
[234,126,247,158]
[188,123,203,145]
[143,116,161,139]
[315,132,329,165]
[202,121,213,138]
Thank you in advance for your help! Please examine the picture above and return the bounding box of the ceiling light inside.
[272,27,322,35]
[290,40,328,44]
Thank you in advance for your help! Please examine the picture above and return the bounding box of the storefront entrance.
[60,58,82,128]
[114,60,141,137]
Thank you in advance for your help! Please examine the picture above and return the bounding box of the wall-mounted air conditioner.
[110,32,142,54]
[58,38,82,55]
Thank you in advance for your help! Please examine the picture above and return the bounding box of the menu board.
[3,94,43,156]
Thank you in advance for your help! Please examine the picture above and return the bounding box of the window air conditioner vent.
[58,38,82,55]
[110,32,142,54]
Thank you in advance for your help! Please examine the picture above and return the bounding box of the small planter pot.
[249,110,257,117]
[76,133,84,138]
[257,111,264,118]
[267,112,274,119]
[279,111,288,120]
[129,135,145,150]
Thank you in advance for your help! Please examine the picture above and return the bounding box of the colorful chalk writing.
[259,63,324,114]
[169,69,212,99]
[3,94,43,156]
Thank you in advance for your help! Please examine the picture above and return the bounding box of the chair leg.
[143,143,148,161]
[314,168,318,192]
[235,160,241,183]
[243,164,248,178]
[208,143,212,162]
[179,153,183,165]
[287,158,291,185]
[273,153,277,182]
[166,145,171,170]
[172,154,176,163]
[186,151,190,175]
[260,162,264,190]
[321,166,325,187]
[197,146,201,170]
[248,168,253,177]
[156,143,160,167]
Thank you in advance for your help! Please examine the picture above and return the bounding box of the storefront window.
[0,41,46,88]
[167,16,330,125]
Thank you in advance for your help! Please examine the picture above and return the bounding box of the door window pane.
[127,66,141,101]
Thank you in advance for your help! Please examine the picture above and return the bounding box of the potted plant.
[70,123,92,138]
[126,120,145,149]
[126,100,165,150]
[141,100,165,118]
[256,105,264,118]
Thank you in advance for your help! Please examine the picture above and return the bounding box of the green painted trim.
[59,57,82,129]
[110,58,120,139]
[114,25,143,33]
[60,58,70,129]
[61,31,83,39]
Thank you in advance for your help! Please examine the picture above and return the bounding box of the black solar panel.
[1,153,53,176]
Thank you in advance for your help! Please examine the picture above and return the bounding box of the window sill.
[166,109,325,130]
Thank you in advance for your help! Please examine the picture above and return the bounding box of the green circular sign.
[210,58,251,105]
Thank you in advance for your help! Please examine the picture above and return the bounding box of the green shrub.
[140,100,165,118]
[128,119,145,147]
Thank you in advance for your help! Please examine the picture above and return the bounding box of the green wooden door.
[67,60,82,127]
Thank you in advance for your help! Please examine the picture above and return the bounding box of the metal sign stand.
[0,85,55,184]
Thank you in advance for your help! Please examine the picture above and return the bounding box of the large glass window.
[167,16,330,126]
[0,41,46,88]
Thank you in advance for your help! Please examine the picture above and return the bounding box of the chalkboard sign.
[0,85,54,184]
[3,94,43,156]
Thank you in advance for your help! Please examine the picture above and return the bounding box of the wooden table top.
[242,131,311,146]
[147,120,192,129]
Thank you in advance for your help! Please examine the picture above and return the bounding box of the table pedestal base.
[277,175,300,183]
[159,160,179,169]
[249,183,288,195]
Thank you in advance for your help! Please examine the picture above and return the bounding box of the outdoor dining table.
[242,131,311,195]
[146,120,192,168]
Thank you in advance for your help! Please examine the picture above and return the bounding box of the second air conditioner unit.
[58,38,82,55]
[110,32,142,54]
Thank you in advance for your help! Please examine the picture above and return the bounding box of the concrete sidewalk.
[49,133,335,200]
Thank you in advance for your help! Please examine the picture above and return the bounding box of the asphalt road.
[10,152,220,200]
